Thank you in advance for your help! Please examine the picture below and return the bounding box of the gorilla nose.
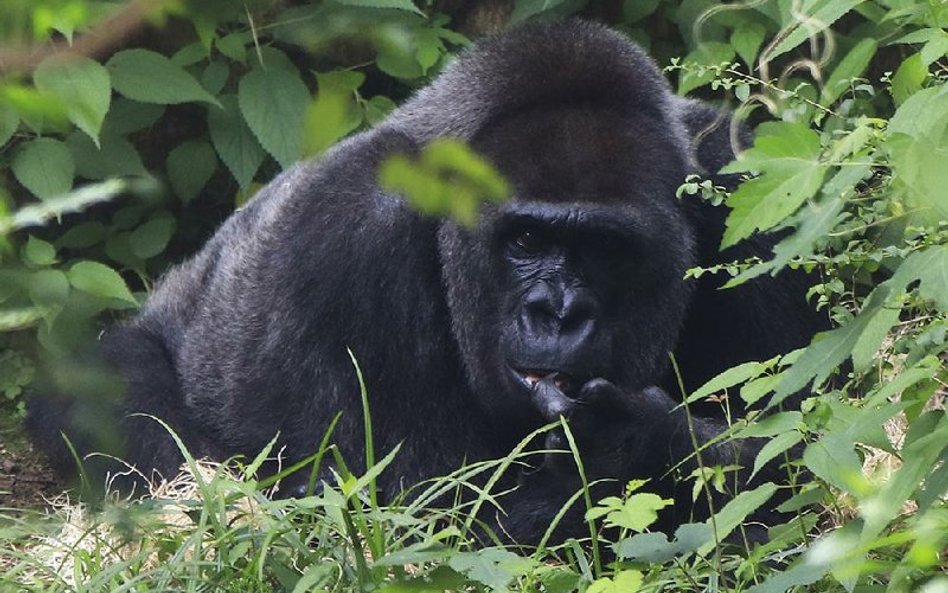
[522,283,598,338]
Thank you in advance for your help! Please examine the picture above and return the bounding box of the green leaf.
[28,269,69,309]
[364,95,396,126]
[751,431,802,480]
[66,132,147,180]
[23,236,56,267]
[12,138,75,200]
[209,95,266,188]
[130,217,176,259]
[821,39,877,106]
[720,122,827,247]
[588,569,644,593]
[0,101,19,148]
[764,0,863,60]
[333,0,423,15]
[56,221,108,250]
[167,140,218,202]
[107,49,220,106]
[803,434,864,493]
[730,23,766,67]
[850,303,901,371]
[34,55,111,144]
[623,0,660,23]
[684,360,768,405]
[101,99,165,135]
[217,31,251,63]
[699,482,777,555]
[886,87,948,225]
[239,67,311,168]
[67,260,137,305]
[304,71,365,156]
[379,138,509,226]
[888,246,948,313]
[510,0,571,23]
[890,53,928,107]
[201,61,230,95]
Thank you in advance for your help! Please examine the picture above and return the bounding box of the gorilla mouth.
[512,367,579,395]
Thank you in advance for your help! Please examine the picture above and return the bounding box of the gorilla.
[28,20,827,543]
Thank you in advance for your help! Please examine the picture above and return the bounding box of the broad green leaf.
[886,87,948,225]
[683,360,768,405]
[751,431,802,479]
[850,303,901,371]
[67,260,137,305]
[166,140,218,202]
[217,31,251,63]
[101,99,165,135]
[334,0,423,15]
[130,217,176,259]
[239,67,311,168]
[107,49,220,106]
[623,0,660,23]
[201,61,230,95]
[304,71,365,156]
[699,482,777,555]
[34,55,111,144]
[920,30,948,65]
[731,23,766,67]
[12,138,75,200]
[56,221,108,250]
[803,434,864,493]
[364,95,397,126]
[764,0,863,60]
[66,132,147,179]
[290,564,335,593]
[588,570,644,593]
[28,269,69,309]
[379,138,509,226]
[510,0,572,23]
[209,95,266,188]
[0,101,19,148]
[888,246,948,313]
[23,236,56,267]
[720,122,827,248]
[821,38,877,105]
[891,53,928,107]
[0,307,45,331]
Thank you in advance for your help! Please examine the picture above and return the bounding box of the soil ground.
[0,408,61,511]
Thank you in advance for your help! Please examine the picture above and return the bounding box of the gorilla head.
[438,103,696,433]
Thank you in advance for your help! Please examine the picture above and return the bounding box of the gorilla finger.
[576,378,635,415]
[532,376,575,421]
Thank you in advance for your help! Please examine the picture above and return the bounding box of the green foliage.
[0,0,946,591]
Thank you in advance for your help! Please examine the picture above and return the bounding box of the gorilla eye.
[512,230,545,254]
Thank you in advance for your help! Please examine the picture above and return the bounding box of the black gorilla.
[29,21,826,543]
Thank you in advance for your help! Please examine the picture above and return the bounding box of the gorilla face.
[438,105,697,434]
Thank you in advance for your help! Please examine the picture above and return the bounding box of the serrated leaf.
[68,260,137,305]
[209,95,266,188]
[764,0,863,60]
[217,31,251,63]
[66,132,147,180]
[12,138,75,200]
[305,72,364,156]
[101,99,165,135]
[751,431,802,480]
[34,55,111,144]
[0,101,19,147]
[107,49,220,106]
[803,434,863,493]
[130,218,176,259]
[888,246,948,313]
[821,38,877,105]
[239,67,310,168]
[167,140,218,202]
[699,482,777,555]
[721,122,827,247]
[731,23,766,67]
[334,0,424,14]
[684,360,767,405]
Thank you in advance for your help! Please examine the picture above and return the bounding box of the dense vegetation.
[0,0,945,591]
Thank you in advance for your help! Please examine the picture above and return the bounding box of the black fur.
[28,21,826,543]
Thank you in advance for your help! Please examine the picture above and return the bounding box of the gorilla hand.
[530,377,678,477]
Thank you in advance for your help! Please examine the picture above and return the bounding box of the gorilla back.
[29,20,826,543]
